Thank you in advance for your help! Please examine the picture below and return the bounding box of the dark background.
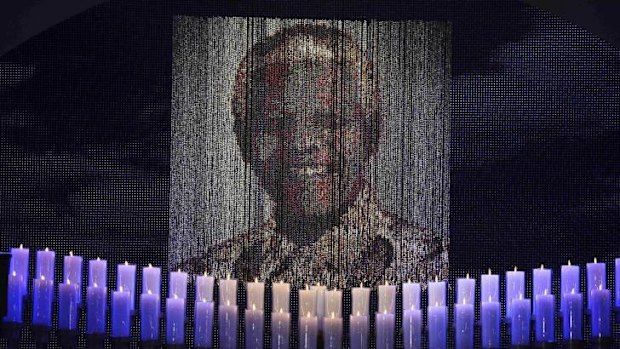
[0,0,619,347]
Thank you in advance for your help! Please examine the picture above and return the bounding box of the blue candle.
[586,259,606,310]
[194,300,214,348]
[562,291,583,341]
[533,265,552,316]
[36,248,55,281]
[455,303,474,349]
[58,281,79,330]
[615,258,620,308]
[534,293,555,343]
[86,284,107,334]
[561,261,579,313]
[196,273,214,302]
[4,271,24,323]
[457,275,475,305]
[480,301,500,348]
[88,258,107,288]
[166,296,186,344]
[402,308,421,349]
[272,310,291,349]
[376,311,396,349]
[218,303,238,349]
[427,305,447,349]
[32,276,53,327]
[63,252,83,306]
[505,267,525,320]
[10,245,29,298]
[168,269,188,299]
[402,281,421,310]
[428,279,446,307]
[245,306,264,349]
[117,262,136,312]
[140,291,160,341]
[481,270,499,303]
[590,288,611,339]
[111,288,131,338]
[510,297,531,346]
[142,264,161,296]
[298,314,318,349]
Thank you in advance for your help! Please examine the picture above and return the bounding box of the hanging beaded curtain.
[170,17,451,289]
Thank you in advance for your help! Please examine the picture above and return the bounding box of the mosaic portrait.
[170,17,450,289]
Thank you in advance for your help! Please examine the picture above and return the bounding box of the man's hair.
[231,24,381,164]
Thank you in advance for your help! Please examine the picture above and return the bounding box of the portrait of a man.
[170,18,450,289]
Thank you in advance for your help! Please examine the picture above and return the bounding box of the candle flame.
[540,264,544,269]
[568,260,571,266]
[571,288,575,295]
[148,289,152,295]
[67,279,71,285]
[466,273,470,279]
[594,257,598,263]
[356,311,360,316]
[41,275,46,281]
[411,304,415,311]
[359,282,363,288]
[280,280,283,284]
[203,271,207,276]
[226,273,230,280]
[407,278,411,283]
[174,294,178,299]
[177,268,181,273]
[331,312,335,319]
[383,309,387,314]
[93,282,98,288]
[69,251,73,256]
[227,300,230,306]
[148,263,152,268]
[279,308,283,313]
[488,268,492,275]
[307,312,311,318]
[97,257,100,261]
[19,244,23,249]
[488,295,492,303]
[599,284,602,291]
[306,284,310,290]
[12,271,16,277]
[544,288,548,295]
[317,281,321,286]
[518,293,523,300]
[254,277,258,283]
[45,247,49,252]
[514,266,517,272]
[125,261,129,266]
[435,275,439,283]
[435,301,439,307]
[252,303,256,311]
[201,298,206,303]
[385,280,389,286]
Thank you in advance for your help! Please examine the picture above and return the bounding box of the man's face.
[249,60,368,217]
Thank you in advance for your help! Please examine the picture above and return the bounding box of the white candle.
[480,269,499,303]
[299,313,318,349]
[169,269,188,299]
[402,281,421,310]
[351,283,370,316]
[428,305,448,349]
[428,278,446,307]
[196,273,215,302]
[299,286,317,317]
[88,257,107,288]
[454,303,474,349]
[505,267,525,319]
[142,264,161,296]
[247,278,265,311]
[117,261,136,312]
[310,284,326,328]
[378,282,396,314]
[271,310,290,349]
[457,275,475,305]
[219,276,237,306]
[325,289,342,318]
[272,281,290,313]
[323,314,342,349]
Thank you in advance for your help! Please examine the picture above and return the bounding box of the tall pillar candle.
[402,281,421,310]
[402,306,422,349]
[586,259,606,310]
[323,314,342,349]
[140,290,160,341]
[428,278,447,307]
[63,252,82,306]
[142,264,161,296]
[218,301,238,349]
[36,248,55,282]
[219,276,237,306]
[533,265,552,316]
[480,300,500,348]
[350,313,369,349]
[590,287,611,339]
[169,269,188,299]
[272,281,290,313]
[10,245,29,298]
[299,286,317,317]
[615,258,620,309]
[351,283,370,316]
[378,282,396,313]
[88,258,107,289]
[166,295,186,345]
[58,281,79,330]
[428,304,447,349]
[481,269,499,303]
[561,261,579,313]
[111,287,131,338]
[510,297,531,346]
[245,304,264,349]
[505,267,525,319]
[562,290,583,341]
[325,289,342,318]
[196,273,214,302]
[299,313,319,349]
[271,309,290,349]
[247,279,265,311]
[32,276,53,327]
[376,311,396,349]
[455,302,474,349]
[194,300,214,348]
[534,292,555,343]
[4,271,24,323]
[87,283,107,334]
[117,261,136,312]
[311,284,326,329]
[457,275,475,305]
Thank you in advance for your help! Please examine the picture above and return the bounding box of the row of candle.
[3,246,620,348]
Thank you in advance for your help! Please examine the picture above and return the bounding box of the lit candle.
[272,281,290,313]
[218,300,238,349]
[350,312,368,349]
[457,274,475,305]
[4,271,24,323]
[58,281,79,330]
[586,258,606,310]
[32,276,53,327]
[533,265,552,316]
[402,306,422,349]
[428,277,446,307]
[378,281,396,314]
[117,261,136,312]
[510,296,530,346]
[140,290,160,341]
[590,287,611,339]
[196,273,214,302]
[561,260,579,313]
[169,269,188,299]
[36,247,55,282]
[244,304,263,349]
[534,291,555,343]
[299,285,317,317]
[310,283,326,329]
[166,295,186,344]
[481,269,499,303]
[505,267,525,319]
[323,313,342,349]
[376,310,396,349]
[219,275,237,306]
[88,257,107,288]
[615,258,620,309]
[142,263,161,296]
[325,289,342,318]
[351,283,370,316]
[63,251,83,306]
[428,304,448,349]
[111,287,131,338]
[454,301,474,349]
[10,245,29,298]
[194,300,214,348]
[86,282,107,334]
[562,289,582,341]
[247,278,265,311]
[480,298,500,348]
[402,281,421,310]
[271,309,290,349]
[299,312,318,349]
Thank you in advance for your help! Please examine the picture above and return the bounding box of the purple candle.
[481,269,499,303]
[428,305,447,349]
[63,252,83,306]
[455,303,474,349]
[117,261,136,312]
[111,288,131,338]
[88,257,107,288]
[299,314,318,349]
[195,273,214,302]
[586,258,606,310]
[534,293,555,343]
[457,275,475,305]
[271,310,290,349]
[561,261,579,313]
[323,315,342,349]
[86,283,107,334]
[402,281,421,310]
[505,267,525,319]
[480,300,500,348]
[533,265,552,316]
[562,290,583,341]
[510,297,531,346]
[590,288,611,339]
[428,278,447,307]
[402,308,422,349]
[168,269,188,299]
[245,306,264,349]
[142,264,161,296]
[140,291,160,341]
[615,258,620,308]
[166,296,186,344]
[58,281,79,330]
[4,271,24,323]
[32,276,53,327]
[218,303,238,349]
[194,300,214,348]
[10,245,29,298]
[376,311,396,349]
[36,248,55,282]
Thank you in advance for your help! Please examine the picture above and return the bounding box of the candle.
[117,261,136,312]
[194,300,214,348]
[586,258,606,310]
[350,314,368,349]
[86,283,107,334]
[88,258,107,288]
[299,313,318,349]
[402,307,422,349]
[561,261,579,313]
[376,311,395,349]
[534,292,555,343]
[510,296,531,346]
[247,278,265,311]
[272,281,290,313]
[402,281,420,310]
[111,287,131,338]
[271,310,290,349]
[244,305,264,349]
[140,290,160,341]
[310,284,326,329]
[590,287,611,339]
[378,282,396,314]
[325,289,342,318]
[533,265,552,315]
[36,248,55,282]
[323,314,342,349]
[169,269,188,300]
[457,275,475,305]
[63,252,83,306]
[166,296,186,344]
[505,267,525,319]
[455,302,474,349]
[219,276,237,306]
[10,245,29,298]
[351,283,370,316]
[428,305,448,349]
[480,300,500,348]
[428,278,447,307]
[5,271,24,323]
[218,302,238,349]
[481,269,499,303]
[58,281,79,330]
[196,273,214,302]
[616,258,620,309]
[142,264,161,296]
[299,286,317,317]
[562,290,583,341]
[32,276,53,327]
